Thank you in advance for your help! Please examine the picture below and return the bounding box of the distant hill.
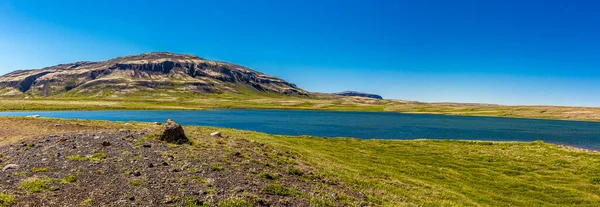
[0,52,308,97]
[334,91,383,99]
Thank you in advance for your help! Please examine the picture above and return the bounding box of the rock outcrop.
[0,52,308,97]
[158,119,188,144]
[334,91,383,99]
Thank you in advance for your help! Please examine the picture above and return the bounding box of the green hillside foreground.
[246,134,600,206]
[0,117,599,206]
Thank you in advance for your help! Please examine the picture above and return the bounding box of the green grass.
[62,175,77,183]
[66,152,108,162]
[2,92,600,122]
[209,164,225,172]
[218,198,252,207]
[208,127,600,206]
[263,183,297,196]
[30,167,50,173]
[18,177,53,193]
[288,168,303,176]
[260,173,277,180]
[0,193,16,207]
[129,180,142,187]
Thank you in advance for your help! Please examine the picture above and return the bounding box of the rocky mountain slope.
[0,52,308,97]
[334,91,383,99]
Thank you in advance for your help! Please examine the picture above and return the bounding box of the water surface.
[1,110,599,149]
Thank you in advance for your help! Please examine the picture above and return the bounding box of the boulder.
[158,119,188,144]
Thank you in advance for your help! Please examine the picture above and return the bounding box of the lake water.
[1,110,600,149]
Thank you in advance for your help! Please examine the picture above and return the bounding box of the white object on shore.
[27,115,41,118]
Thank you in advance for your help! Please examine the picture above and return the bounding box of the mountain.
[0,52,308,97]
[334,91,383,99]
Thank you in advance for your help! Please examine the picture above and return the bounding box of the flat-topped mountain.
[334,91,383,99]
[0,52,308,97]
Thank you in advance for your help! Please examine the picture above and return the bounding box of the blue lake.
[1,110,600,149]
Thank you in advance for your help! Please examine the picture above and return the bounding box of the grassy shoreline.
[1,117,600,206]
[1,97,600,122]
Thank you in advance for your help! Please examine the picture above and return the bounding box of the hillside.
[1,117,599,206]
[334,91,383,99]
[0,52,307,97]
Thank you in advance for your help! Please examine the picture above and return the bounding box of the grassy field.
[2,93,600,122]
[1,117,599,206]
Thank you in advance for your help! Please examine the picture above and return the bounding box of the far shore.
[1,97,600,122]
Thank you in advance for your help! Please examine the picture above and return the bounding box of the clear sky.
[1,0,599,106]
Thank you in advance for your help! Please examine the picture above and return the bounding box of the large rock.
[158,119,188,144]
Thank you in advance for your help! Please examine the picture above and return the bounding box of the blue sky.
[1,0,599,106]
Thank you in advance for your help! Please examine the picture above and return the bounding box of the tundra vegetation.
[0,117,599,206]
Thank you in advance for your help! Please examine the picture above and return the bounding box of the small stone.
[142,144,151,148]
[210,131,221,137]
[162,162,169,166]
[2,164,19,171]
[102,141,111,146]
[54,124,62,127]
[235,187,244,193]
[148,163,154,168]
[133,171,141,177]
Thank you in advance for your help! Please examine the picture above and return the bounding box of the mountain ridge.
[0,52,308,97]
